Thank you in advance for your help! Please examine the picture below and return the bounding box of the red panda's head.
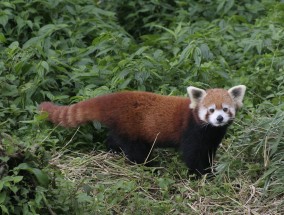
[187,85,246,127]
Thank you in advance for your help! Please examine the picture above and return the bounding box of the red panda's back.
[95,92,191,145]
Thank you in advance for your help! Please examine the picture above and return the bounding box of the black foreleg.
[181,142,216,176]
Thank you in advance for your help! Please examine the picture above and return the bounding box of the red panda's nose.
[217,115,224,123]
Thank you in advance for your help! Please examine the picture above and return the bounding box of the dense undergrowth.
[0,0,283,214]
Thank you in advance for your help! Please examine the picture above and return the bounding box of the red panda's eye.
[223,107,228,112]
[209,108,215,113]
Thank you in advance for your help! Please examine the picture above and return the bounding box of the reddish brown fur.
[39,92,191,145]
[202,89,234,108]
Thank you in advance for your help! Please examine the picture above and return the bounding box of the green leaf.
[179,41,194,64]
[0,156,9,162]
[131,46,149,58]
[41,61,49,70]
[76,193,93,203]
[38,24,69,36]
[13,176,23,183]
[0,191,6,204]
[118,77,132,89]
[92,120,102,130]
[23,36,42,48]
[153,25,176,38]
[193,47,202,66]
[0,33,6,43]
[0,205,9,214]
[15,163,49,187]
[0,14,8,27]
[8,41,19,49]
[224,0,235,14]
[0,2,15,9]
[0,181,3,191]
[217,0,225,13]
[31,168,49,187]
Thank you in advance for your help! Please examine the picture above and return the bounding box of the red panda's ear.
[228,85,246,109]
[187,86,207,109]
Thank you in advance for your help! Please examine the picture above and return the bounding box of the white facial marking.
[208,109,229,127]
[198,106,207,122]
[198,103,236,127]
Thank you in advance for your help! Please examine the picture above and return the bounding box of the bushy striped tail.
[39,100,98,128]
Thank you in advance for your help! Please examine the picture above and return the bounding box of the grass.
[48,148,282,214]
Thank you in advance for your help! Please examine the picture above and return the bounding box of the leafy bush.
[0,0,283,214]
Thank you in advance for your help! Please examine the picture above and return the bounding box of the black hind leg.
[123,141,152,165]
[106,134,152,164]
[106,134,122,153]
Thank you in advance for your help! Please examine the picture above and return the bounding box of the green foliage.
[0,0,284,214]
[0,133,51,214]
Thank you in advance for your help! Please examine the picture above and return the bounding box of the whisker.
[200,122,210,129]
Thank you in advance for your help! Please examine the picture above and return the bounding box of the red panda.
[39,85,246,176]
